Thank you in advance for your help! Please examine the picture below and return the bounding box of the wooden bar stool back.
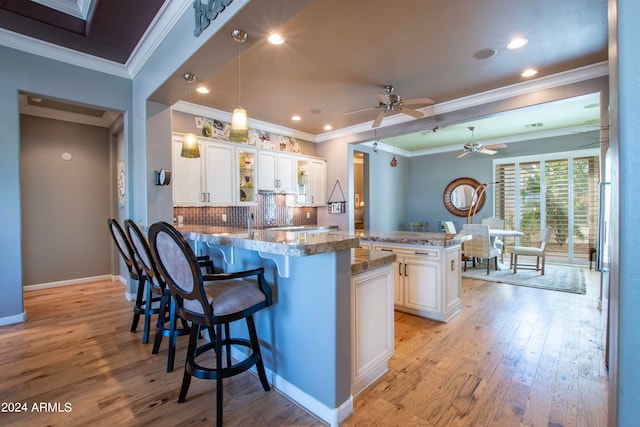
[148,221,273,427]
[108,218,160,344]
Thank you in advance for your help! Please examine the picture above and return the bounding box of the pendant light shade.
[230,107,248,142]
[180,73,200,158]
[230,29,249,142]
[181,132,200,158]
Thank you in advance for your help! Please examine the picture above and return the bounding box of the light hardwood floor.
[0,268,607,426]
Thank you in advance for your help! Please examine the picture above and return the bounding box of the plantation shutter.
[494,153,599,264]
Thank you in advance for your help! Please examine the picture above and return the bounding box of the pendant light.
[180,73,201,158]
[230,29,249,142]
[389,129,398,167]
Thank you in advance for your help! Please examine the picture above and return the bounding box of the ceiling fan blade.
[372,110,386,128]
[479,148,497,155]
[344,106,378,115]
[483,143,507,149]
[399,106,424,119]
[402,97,434,105]
[457,151,470,158]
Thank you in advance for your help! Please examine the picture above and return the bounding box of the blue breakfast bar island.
[179,225,466,426]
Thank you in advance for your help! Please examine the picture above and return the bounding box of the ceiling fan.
[345,85,434,128]
[457,126,507,158]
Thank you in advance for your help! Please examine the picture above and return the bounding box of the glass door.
[296,157,310,205]
[238,148,256,204]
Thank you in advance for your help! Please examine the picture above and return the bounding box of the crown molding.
[0,27,130,77]
[0,0,192,79]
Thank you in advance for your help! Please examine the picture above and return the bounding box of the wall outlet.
[221,214,227,222]
[306,212,311,219]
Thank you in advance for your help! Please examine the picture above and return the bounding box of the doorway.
[353,150,368,230]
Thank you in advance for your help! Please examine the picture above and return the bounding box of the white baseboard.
[229,346,353,426]
[23,274,114,292]
[0,311,27,326]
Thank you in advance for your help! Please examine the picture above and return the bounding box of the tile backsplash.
[173,193,317,228]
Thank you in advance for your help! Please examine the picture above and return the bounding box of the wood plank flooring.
[0,268,607,426]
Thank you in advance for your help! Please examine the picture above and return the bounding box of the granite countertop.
[351,248,396,275]
[179,224,360,257]
[354,230,470,247]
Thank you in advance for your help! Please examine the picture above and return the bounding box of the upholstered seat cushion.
[511,245,544,256]
[184,278,266,316]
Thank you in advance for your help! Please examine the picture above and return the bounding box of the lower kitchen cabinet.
[351,263,394,396]
[370,242,461,322]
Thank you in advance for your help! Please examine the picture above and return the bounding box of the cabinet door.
[238,148,257,204]
[351,265,394,396]
[374,246,404,305]
[403,253,441,313]
[204,142,235,206]
[296,157,310,204]
[172,137,204,206]
[277,153,296,192]
[310,158,327,206]
[258,151,278,191]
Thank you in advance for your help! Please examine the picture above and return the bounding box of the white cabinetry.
[172,134,234,206]
[295,156,327,206]
[371,243,461,322]
[258,151,295,192]
[351,264,394,396]
[309,158,327,206]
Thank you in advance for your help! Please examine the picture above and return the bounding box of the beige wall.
[20,114,111,286]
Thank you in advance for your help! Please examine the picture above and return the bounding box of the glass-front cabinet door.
[238,148,256,204]
[296,157,310,205]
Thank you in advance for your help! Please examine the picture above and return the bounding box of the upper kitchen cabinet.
[172,134,235,206]
[309,157,327,206]
[237,148,257,204]
[258,151,295,192]
[296,156,327,206]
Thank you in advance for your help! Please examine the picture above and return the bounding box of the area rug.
[461,263,586,294]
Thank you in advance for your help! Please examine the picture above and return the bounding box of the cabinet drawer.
[374,245,440,259]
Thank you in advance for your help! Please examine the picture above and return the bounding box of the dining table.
[489,229,525,267]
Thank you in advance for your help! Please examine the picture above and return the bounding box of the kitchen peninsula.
[178,225,465,426]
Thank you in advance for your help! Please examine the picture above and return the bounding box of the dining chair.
[510,227,554,275]
[461,223,500,275]
[148,221,273,427]
[107,218,160,344]
[482,216,505,261]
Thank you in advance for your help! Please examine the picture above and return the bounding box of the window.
[494,150,600,264]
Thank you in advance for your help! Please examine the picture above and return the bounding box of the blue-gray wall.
[0,45,132,322]
[406,131,600,232]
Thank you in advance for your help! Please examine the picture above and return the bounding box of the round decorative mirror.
[443,177,485,217]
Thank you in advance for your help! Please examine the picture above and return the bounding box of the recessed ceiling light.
[291,115,301,121]
[268,33,285,45]
[507,37,528,49]
[196,87,209,94]
[323,125,333,131]
[521,68,538,77]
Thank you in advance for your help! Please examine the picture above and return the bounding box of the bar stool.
[148,221,273,427]
[125,219,194,372]
[107,218,160,344]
